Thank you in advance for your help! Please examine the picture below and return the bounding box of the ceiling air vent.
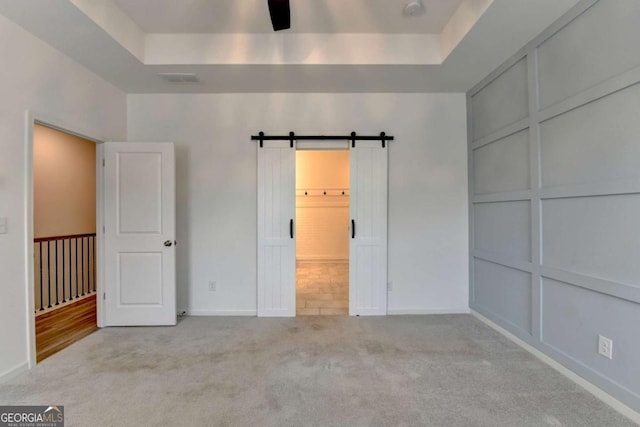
[157,73,200,83]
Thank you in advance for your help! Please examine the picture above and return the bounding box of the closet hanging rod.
[251,131,394,148]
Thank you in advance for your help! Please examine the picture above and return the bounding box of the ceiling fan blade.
[268,0,290,31]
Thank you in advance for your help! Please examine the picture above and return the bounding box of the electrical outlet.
[387,281,393,292]
[0,217,7,234]
[208,281,216,292]
[598,335,613,359]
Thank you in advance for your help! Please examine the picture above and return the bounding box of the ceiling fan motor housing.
[268,0,291,31]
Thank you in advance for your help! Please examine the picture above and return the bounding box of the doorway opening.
[295,150,349,316]
[33,124,98,362]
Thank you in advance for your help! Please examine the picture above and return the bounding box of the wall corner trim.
[471,310,640,424]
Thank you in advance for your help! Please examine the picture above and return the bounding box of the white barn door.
[349,141,388,316]
[257,141,296,317]
[104,142,176,326]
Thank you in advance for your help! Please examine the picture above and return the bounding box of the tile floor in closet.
[296,262,348,315]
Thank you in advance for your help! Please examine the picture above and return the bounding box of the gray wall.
[467,0,640,411]
[128,93,469,315]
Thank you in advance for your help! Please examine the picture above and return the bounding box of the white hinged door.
[104,142,176,325]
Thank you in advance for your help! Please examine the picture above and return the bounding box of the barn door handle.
[351,219,355,239]
[164,240,173,247]
[290,219,294,239]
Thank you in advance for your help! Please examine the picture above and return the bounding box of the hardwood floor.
[35,294,97,363]
[296,262,348,315]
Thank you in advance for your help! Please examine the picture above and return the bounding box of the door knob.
[164,240,173,247]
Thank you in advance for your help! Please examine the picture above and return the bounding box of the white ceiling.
[111,0,466,34]
[0,0,582,93]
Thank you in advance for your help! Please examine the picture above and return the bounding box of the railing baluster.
[39,242,44,311]
[75,238,79,299]
[82,236,86,295]
[54,240,59,306]
[81,237,85,296]
[88,236,91,293]
[47,241,52,308]
[68,239,73,301]
[92,236,96,292]
[61,240,66,303]
[88,236,92,293]
[85,236,89,295]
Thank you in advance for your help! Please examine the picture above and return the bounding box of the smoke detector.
[157,73,200,83]
[403,0,425,17]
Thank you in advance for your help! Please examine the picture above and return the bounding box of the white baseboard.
[0,361,28,384]
[471,310,640,424]
[184,309,257,317]
[388,307,470,315]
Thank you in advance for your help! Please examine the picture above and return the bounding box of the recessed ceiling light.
[403,0,425,17]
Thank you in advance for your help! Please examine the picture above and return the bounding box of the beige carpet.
[0,315,635,426]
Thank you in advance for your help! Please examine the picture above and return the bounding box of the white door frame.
[24,110,106,369]
[296,141,349,151]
